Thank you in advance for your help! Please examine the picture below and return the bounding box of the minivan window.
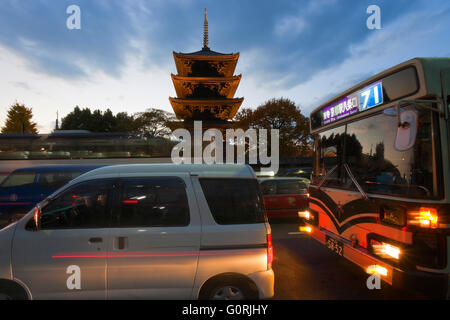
[0,172,36,188]
[200,179,265,225]
[111,177,189,228]
[40,180,110,229]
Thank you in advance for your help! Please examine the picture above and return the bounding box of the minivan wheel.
[200,276,258,300]
[211,285,244,300]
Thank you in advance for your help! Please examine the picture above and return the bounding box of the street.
[270,221,424,300]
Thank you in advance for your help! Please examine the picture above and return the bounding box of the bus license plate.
[326,235,344,256]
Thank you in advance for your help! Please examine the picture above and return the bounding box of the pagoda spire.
[203,8,209,50]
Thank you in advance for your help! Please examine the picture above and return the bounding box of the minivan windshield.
[314,106,439,199]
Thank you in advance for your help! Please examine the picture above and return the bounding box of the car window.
[40,180,110,229]
[260,180,277,195]
[111,177,189,228]
[277,180,308,194]
[40,171,84,190]
[0,172,36,188]
[200,178,265,225]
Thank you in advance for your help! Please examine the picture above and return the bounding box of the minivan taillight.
[267,234,273,269]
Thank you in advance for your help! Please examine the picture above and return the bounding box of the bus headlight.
[298,210,311,220]
[366,265,388,277]
[407,207,438,229]
[370,240,401,260]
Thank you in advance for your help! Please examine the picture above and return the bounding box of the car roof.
[71,164,256,184]
[12,165,104,173]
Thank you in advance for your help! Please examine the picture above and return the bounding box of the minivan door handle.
[117,237,127,250]
[89,237,103,243]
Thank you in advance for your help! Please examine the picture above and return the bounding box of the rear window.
[277,180,308,194]
[260,179,308,195]
[0,172,36,188]
[200,178,265,225]
[39,171,85,189]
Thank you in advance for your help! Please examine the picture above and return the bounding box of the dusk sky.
[0,0,449,133]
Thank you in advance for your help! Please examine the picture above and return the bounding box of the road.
[270,221,425,299]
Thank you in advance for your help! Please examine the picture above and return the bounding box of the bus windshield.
[314,105,439,199]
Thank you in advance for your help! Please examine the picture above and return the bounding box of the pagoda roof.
[169,97,244,121]
[173,50,239,60]
[175,47,236,57]
[171,74,242,99]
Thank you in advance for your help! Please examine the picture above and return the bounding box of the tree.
[1,102,38,134]
[60,106,174,137]
[60,106,95,131]
[134,108,175,139]
[234,98,312,157]
[112,112,139,132]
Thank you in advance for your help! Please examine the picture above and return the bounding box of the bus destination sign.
[322,81,383,125]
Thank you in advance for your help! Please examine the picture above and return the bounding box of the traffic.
[0,58,449,300]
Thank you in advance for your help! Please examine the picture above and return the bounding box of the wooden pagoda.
[169,9,243,131]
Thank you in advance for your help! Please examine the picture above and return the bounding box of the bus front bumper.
[306,223,450,299]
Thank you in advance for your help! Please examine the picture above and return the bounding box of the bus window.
[313,126,345,187]
[345,106,435,198]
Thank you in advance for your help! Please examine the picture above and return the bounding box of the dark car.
[258,177,310,220]
[0,165,103,228]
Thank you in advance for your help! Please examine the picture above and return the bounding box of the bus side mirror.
[394,110,418,151]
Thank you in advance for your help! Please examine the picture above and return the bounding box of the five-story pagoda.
[169,9,243,131]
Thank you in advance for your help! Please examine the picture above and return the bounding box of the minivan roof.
[72,164,256,183]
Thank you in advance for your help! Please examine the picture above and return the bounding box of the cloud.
[10,81,31,91]
[237,2,450,115]
[274,16,307,37]
[0,0,449,133]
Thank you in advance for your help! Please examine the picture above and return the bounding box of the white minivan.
[0,164,274,300]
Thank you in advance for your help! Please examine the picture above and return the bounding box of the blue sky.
[0,0,449,132]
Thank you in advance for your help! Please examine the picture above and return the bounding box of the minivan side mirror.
[25,206,41,231]
[394,110,418,151]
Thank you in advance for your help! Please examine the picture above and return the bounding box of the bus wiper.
[317,165,338,190]
[343,163,369,200]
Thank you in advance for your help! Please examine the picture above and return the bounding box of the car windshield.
[314,106,439,199]
[0,172,36,188]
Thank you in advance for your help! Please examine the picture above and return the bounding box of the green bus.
[305,58,450,298]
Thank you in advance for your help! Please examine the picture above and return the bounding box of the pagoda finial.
[203,8,209,50]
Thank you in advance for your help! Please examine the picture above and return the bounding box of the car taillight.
[407,207,438,229]
[267,234,273,270]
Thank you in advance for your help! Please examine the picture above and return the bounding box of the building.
[169,9,243,131]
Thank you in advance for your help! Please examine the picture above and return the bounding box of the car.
[0,165,103,229]
[258,177,310,220]
[0,164,274,300]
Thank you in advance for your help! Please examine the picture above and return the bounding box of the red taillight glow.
[408,207,438,229]
[267,234,273,269]
[123,200,139,204]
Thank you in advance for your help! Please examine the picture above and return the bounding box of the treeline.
[1,98,313,157]
[60,106,174,138]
